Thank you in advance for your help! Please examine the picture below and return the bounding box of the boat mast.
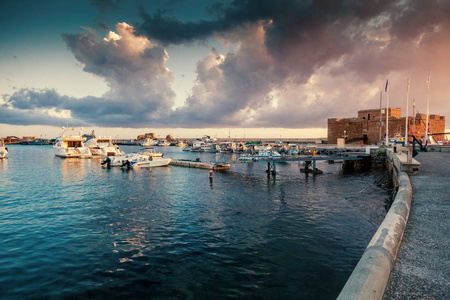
[405,73,410,145]
[425,71,430,144]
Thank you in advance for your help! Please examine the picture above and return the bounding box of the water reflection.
[59,157,85,184]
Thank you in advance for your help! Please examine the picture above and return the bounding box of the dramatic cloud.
[2,22,176,127]
[2,0,450,129]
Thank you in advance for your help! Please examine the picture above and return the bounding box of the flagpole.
[413,98,416,136]
[379,91,382,147]
[425,71,430,144]
[385,74,389,146]
[405,73,410,146]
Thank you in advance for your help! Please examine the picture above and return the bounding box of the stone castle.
[327,108,446,145]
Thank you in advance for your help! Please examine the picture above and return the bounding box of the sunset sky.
[1,0,449,139]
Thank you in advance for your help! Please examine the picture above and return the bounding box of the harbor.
[1,131,449,299]
[1,144,393,299]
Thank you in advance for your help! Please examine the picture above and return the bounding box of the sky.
[1,0,449,139]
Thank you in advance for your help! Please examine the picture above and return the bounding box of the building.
[327,108,445,145]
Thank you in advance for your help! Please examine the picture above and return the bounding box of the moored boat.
[122,155,172,168]
[53,127,92,158]
[85,136,125,157]
[0,139,8,159]
[140,138,158,147]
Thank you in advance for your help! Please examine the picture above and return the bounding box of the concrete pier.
[383,152,450,299]
[338,150,449,299]
[169,159,230,171]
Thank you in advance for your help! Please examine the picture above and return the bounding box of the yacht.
[53,127,92,158]
[0,139,8,159]
[85,136,125,157]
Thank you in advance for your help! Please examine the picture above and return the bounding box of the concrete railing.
[337,170,412,300]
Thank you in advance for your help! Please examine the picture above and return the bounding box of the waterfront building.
[327,108,445,145]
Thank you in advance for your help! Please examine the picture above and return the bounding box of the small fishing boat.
[0,139,8,159]
[53,127,92,158]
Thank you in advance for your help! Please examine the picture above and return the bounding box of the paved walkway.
[383,152,450,299]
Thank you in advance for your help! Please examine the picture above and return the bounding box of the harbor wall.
[337,149,413,300]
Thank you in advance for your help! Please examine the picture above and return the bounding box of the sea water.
[0,145,390,299]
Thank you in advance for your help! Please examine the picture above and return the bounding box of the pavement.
[383,152,450,299]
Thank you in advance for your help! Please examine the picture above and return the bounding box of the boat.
[53,127,92,158]
[139,147,164,158]
[102,152,137,167]
[20,137,51,145]
[85,136,125,157]
[239,149,284,162]
[203,144,219,153]
[0,139,8,159]
[157,140,170,147]
[121,155,172,169]
[102,148,164,167]
[140,138,158,147]
[175,140,187,147]
[219,142,236,153]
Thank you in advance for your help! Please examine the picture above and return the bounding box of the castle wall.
[328,109,445,145]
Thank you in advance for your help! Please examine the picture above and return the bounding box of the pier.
[239,147,370,174]
[338,147,450,299]
[169,159,230,171]
[382,151,449,299]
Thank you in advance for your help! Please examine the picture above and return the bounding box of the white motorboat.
[139,147,164,158]
[102,152,136,167]
[140,138,158,147]
[157,140,170,147]
[0,139,8,159]
[85,136,125,157]
[53,127,92,158]
[239,149,284,162]
[123,155,172,168]
[102,148,165,167]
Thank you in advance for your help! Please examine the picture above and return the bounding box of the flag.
[385,79,388,92]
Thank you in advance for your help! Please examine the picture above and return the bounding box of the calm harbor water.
[0,145,390,299]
